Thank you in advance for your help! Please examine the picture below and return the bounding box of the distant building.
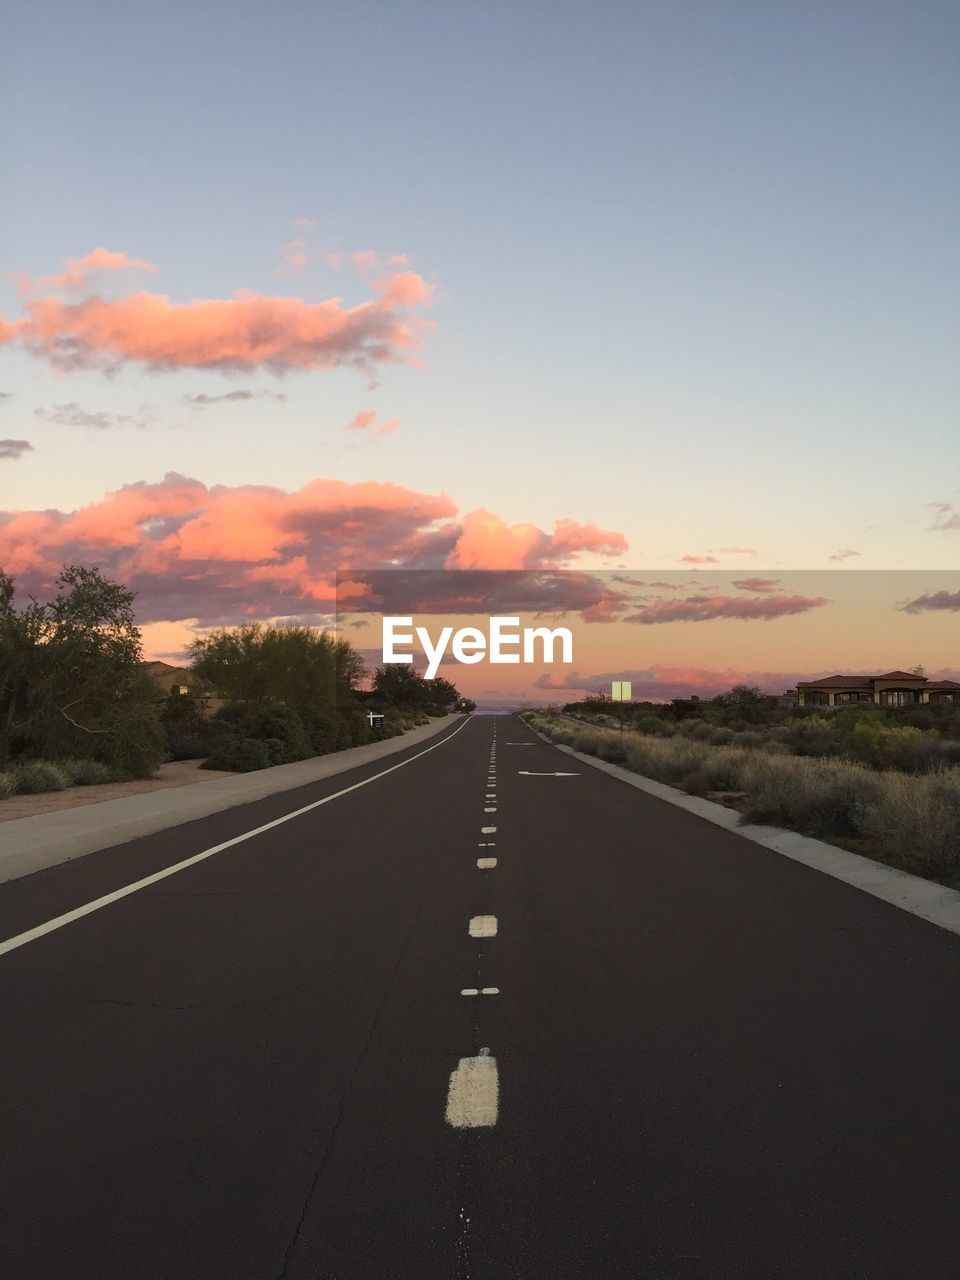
[141,660,204,697]
[796,671,960,708]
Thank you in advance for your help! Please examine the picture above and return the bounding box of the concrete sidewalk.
[0,714,462,886]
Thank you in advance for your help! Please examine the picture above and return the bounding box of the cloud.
[18,247,158,295]
[447,509,627,571]
[342,410,400,436]
[718,546,757,556]
[1,250,437,378]
[829,548,860,562]
[0,474,628,628]
[930,503,960,532]
[534,664,817,701]
[183,390,287,408]
[0,392,13,403]
[35,401,154,430]
[293,217,316,232]
[731,576,781,593]
[624,593,829,625]
[681,554,719,565]
[900,590,960,615]
[279,239,308,272]
[0,439,32,460]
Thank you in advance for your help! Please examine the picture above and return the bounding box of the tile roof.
[797,675,873,689]
[873,670,926,682]
[926,680,960,691]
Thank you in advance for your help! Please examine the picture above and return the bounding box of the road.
[1,713,959,1279]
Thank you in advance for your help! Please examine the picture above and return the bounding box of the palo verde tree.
[0,565,164,775]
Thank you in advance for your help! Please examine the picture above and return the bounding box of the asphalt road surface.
[1,714,959,1279]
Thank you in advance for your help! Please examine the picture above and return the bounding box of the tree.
[0,565,164,775]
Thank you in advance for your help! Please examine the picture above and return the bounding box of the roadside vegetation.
[0,564,472,794]
[524,689,960,885]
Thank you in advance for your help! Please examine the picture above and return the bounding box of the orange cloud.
[1,250,436,378]
[18,247,158,295]
[0,474,626,627]
[448,509,627,570]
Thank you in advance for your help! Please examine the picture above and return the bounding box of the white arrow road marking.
[446,1049,499,1128]
[469,915,498,937]
[517,771,580,776]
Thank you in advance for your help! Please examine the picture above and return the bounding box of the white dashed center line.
[445,1049,499,1128]
[477,857,497,869]
[481,826,497,834]
[468,915,498,937]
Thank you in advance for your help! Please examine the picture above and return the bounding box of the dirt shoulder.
[0,759,234,824]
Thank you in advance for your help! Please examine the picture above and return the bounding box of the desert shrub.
[852,769,960,875]
[636,715,671,736]
[839,721,941,772]
[14,760,71,793]
[739,754,884,838]
[209,705,312,764]
[56,757,124,785]
[777,715,836,758]
[166,734,208,761]
[678,770,711,796]
[705,726,734,747]
[0,771,16,799]
[202,738,273,772]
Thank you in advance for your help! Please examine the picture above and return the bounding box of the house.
[796,671,960,708]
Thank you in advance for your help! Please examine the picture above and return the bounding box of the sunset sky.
[2,1,958,704]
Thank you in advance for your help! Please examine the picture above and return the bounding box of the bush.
[166,734,208,761]
[0,771,16,799]
[14,760,71,793]
[202,738,274,772]
[853,770,960,875]
[635,715,670,736]
[209,705,312,764]
[56,758,124,785]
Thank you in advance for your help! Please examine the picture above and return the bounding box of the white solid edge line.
[445,1050,498,1128]
[527,721,960,940]
[0,716,474,960]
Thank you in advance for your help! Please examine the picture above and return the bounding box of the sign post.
[611,681,631,733]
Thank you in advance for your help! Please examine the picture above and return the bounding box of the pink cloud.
[18,247,158,295]
[901,590,960,614]
[1,249,436,378]
[447,509,627,571]
[625,593,829,625]
[0,474,628,627]
[681,554,719,565]
[373,272,436,308]
[930,503,960,532]
[279,239,307,271]
[718,546,757,556]
[0,439,32,460]
[829,547,861,561]
[342,411,400,436]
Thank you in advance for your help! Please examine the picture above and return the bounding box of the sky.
[2,1,958,702]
